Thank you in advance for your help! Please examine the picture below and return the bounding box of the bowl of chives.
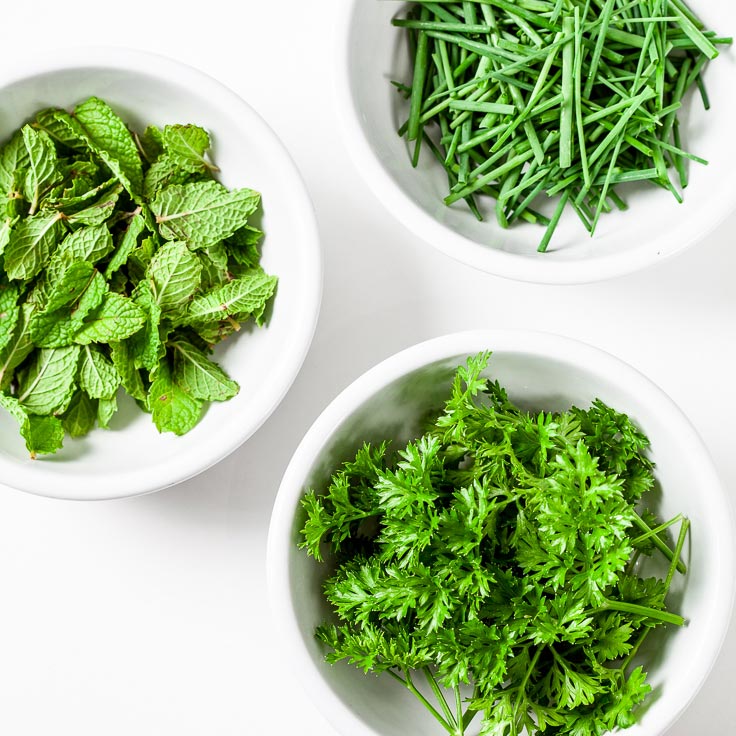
[336,0,736,284]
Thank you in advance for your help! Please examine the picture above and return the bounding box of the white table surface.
[1,1,734,734]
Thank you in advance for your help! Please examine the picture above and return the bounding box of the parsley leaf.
[301,353,688,736]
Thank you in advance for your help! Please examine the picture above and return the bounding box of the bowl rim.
[0,46,323,500]
[267,328,735,736]
[333,0,736,285]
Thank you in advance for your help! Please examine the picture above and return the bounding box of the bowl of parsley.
[0,47,321,499]
[336,0,736,283]
[268,329,734,736]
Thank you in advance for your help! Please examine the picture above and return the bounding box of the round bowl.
[267,329,734,736]
[336,1,736,284]
[0,47,321,500]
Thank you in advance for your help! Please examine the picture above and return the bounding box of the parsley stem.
[663,517,690,594]
[597,599,685,626]
[401,668,455,734]
[423,667,459,730]
[632,511,687,574]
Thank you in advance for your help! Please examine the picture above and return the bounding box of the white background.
[0,1,734,734]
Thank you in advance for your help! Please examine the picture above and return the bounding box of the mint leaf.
[184,269,277,325]
[33,107,90,153]
[151,180,260,248]
[0,302,34,390]
[162,124,216,174]
[79,345,121,399]
[0,216,16,258]
[129,280,165,371]
[57,224,113,264]
[74,96,143,199]
[74,292,146,345]
[147,361,202,436]
[104,211,146,277]
[148,240,202,313]
[172,339,239,401]
[0,129,30,197]
[44,261,95,313]
[65,183,122,226]
[109,340,145,402]
[3,211,64,281]
[0,392,64,456]
[61,390,97,438]
[21,125,59,213]
[97,394,118,429]
[29,270,107,348]
[143,155,193,199]
[0,284,20,353]
[16,345,80,415]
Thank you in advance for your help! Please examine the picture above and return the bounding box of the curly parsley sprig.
[300,352,688,736]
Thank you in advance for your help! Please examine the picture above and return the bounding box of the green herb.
[0,97,277,457]
[300,353,688,736]
[393,0,731,251]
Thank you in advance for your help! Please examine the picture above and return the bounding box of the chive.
[392,0,731,252]
[559,16,575,169]
[538,190,569,252]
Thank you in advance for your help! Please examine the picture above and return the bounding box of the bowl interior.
[344,0,736,280]
[0,53,320,498]
[276,338,732,736]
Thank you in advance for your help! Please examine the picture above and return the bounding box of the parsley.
[0,97,276,456]
[300,353,688,736]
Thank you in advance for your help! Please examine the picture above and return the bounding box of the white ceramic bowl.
[336,1,736,284]
[0,48,321,500]
[268,330,734,736]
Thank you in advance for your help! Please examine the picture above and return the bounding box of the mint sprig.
[300,353,688,736]
[0,96,276,457]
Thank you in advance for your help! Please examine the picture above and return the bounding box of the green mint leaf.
[33,107,90,153]
[184,269,277,325]
[147,360,202,436]
[148,240,202,314]
[16,344,81,415]
[226,225,263,268]
[0,129,30,196]
[162,124,216,173]
[73,96,143,199]
[171,339,239,401]
[151,180,260,248]
[136,124,164,164]
[0,392,64,456]
[0,302,34,390]
[74,292,146,345]
[97,393,117,429]
[143,154,196,199]
[129,280,165,371]
[44,261,96,313]
[104,211,146,277]
[0,284,20,353]
[79,345,121,399]
[0,215,16,257]
[57,223,114,264]
[109,340,145,402]
[65,183,122,226]
[48,176,116,212]
[198,243,230,290]
[3,211,64,281]
[61,390,97,438]
[21,125,59,213]
[29,270,107,348]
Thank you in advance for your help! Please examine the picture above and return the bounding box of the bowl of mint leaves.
[0,48,321,499]
[268,330,734,736]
